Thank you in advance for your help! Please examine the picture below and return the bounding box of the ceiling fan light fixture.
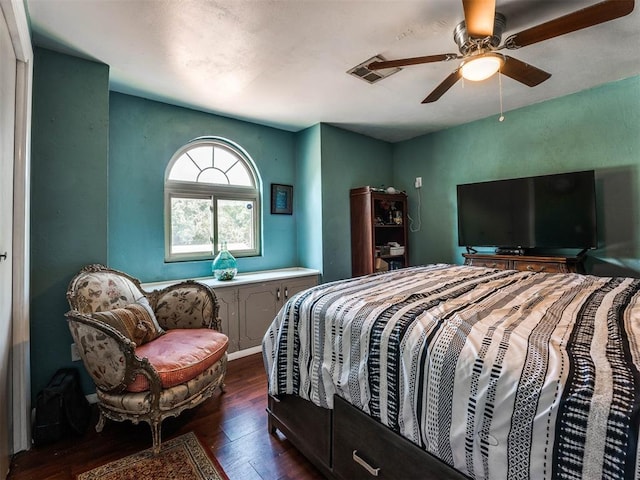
[460,54,504,82]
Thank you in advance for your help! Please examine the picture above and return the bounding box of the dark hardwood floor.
[8,353,324,480]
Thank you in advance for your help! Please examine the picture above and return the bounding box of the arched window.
[164,137,261,261]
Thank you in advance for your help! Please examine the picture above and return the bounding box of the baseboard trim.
[228,345,262,361]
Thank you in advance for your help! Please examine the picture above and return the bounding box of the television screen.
[457,170,597,250]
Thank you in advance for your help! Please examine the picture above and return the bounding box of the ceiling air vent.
[347,55,400,84]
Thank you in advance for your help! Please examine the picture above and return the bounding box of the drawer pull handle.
[276,288,281,301]
[352,450,380,477]
[526,265,546,273]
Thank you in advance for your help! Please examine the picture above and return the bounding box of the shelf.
[351,186,409,277]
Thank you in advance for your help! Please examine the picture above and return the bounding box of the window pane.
[166,138,261,261]
[170,197,212,254]
[168,156,200,181]
[214,146,238,172]
[188,146,213,170]
[199,168,229,184]
[227,162,253,186]
[217,199,255,251]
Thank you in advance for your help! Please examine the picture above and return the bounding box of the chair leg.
[150,420,162,454]
[95,411,106,433]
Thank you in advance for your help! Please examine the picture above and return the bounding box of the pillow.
[134,297,165,334]
[93,300,164,346]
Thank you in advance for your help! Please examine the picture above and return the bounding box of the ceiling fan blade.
[422,69,463,103]
[500,55,551,87]
[462,0,496,37]
[505,0,634,49]
[369,54,459,70]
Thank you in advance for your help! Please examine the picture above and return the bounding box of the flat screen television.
[457,170,597,251]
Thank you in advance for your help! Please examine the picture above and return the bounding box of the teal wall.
[319,124,393,281]
[393,76,640,275]
[294,124,394,282]
[29,45,639,402]
[30,48,110,396]
[295,124,324,275]
[109,93,299,282]
[30,50,303,399]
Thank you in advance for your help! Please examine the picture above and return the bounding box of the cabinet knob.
[284,287,288,299]
[276,288,281,301]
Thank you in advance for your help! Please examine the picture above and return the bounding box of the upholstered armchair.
[65,264,228,453]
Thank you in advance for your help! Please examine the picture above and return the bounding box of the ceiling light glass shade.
[460,54,504,82]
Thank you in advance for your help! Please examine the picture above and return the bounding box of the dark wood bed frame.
[267,394,470,479]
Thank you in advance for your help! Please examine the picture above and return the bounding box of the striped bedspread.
[263,264,640,480]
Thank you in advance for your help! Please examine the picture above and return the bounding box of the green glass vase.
[212,242,237,281]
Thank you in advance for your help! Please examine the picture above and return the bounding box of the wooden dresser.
[462,253,585,274]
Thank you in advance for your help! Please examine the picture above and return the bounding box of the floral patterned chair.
[65,264,228,453]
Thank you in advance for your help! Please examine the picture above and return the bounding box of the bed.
[262,264,640,480]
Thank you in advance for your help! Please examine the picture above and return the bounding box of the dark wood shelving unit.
[350,186,408,277]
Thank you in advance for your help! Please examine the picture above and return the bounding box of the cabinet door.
[238,281,280,350]
[214,287,240,353]
[281,275,318,302]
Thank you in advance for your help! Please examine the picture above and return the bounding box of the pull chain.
[498,67,505,122]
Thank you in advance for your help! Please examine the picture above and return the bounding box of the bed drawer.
[267,395,332,473]
[332,396,467,480]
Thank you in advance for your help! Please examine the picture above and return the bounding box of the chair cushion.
[92,299,165,346]
[127,329,229,392]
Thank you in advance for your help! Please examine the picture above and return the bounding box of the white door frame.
[1,0,33,454]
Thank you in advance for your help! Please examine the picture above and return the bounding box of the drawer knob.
[353,450,380,477]
[526,265,546,273]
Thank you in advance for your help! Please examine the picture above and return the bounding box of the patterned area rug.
[76,432,228,480]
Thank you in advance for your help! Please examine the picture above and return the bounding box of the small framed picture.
[271,184,293,215]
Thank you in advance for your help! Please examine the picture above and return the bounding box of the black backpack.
[33,368,91,446]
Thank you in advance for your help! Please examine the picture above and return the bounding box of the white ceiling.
[26,0,640,143]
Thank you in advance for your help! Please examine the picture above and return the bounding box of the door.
[0,7,16,476]
[214,287,240,353]
[238,281,280,350]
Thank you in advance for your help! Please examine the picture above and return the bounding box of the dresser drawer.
[512,260,567,274]
[465,257,510,270]
[463,253,583,274]
[332,396,466,480]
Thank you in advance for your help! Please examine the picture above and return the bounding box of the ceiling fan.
[368,0,635,103]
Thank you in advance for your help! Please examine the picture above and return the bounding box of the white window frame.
[164,138,261,262]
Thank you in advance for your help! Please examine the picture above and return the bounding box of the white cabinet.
[237,276,318,350]
[214,287,241,353]
[143,269,319,354]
